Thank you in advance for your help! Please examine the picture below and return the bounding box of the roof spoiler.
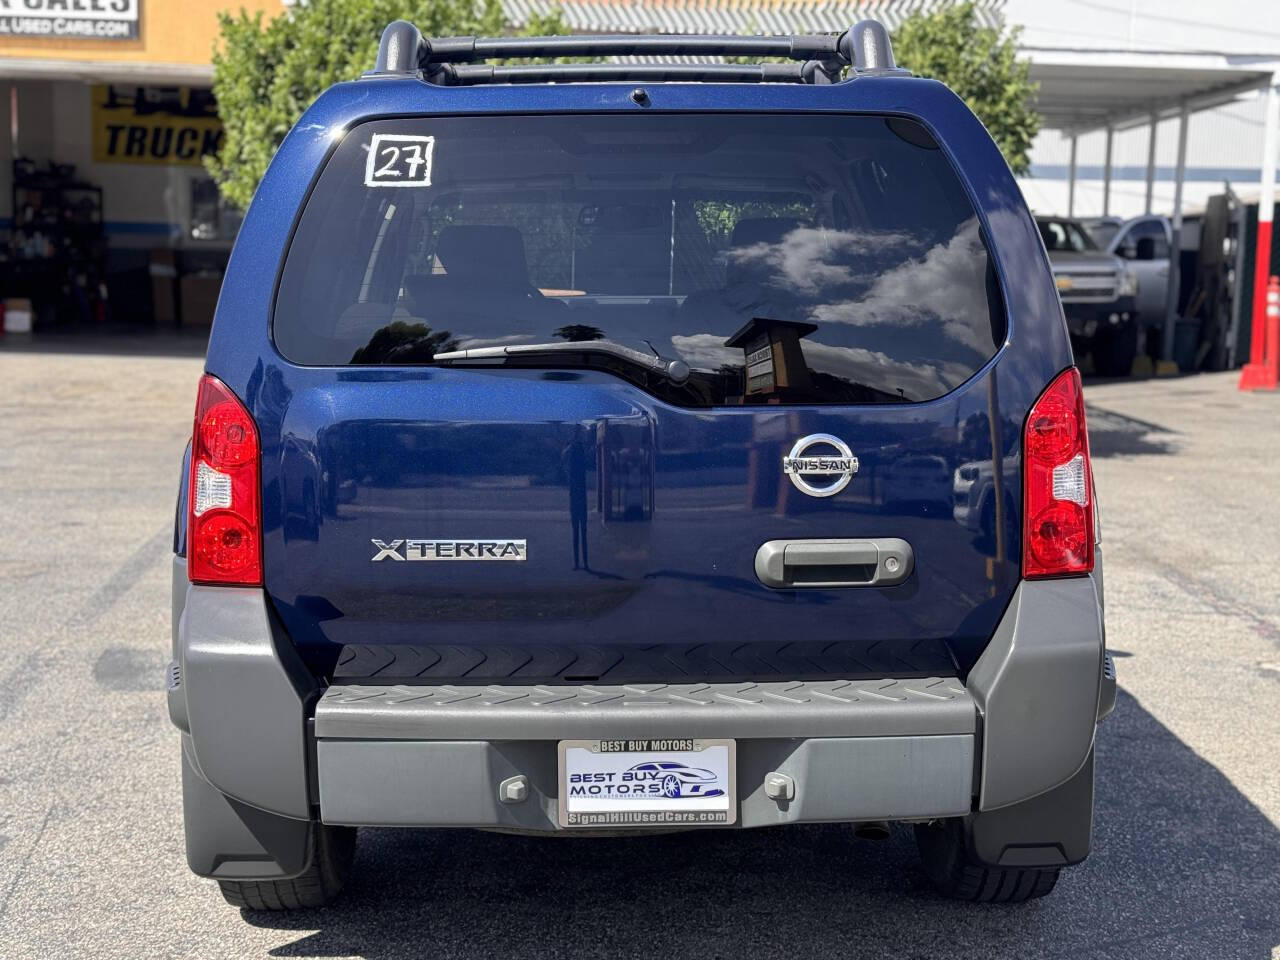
[368,19,909,86]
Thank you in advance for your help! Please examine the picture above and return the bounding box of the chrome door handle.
[754,538,914,589]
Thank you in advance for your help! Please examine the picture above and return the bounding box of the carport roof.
[1025,47,1278,134]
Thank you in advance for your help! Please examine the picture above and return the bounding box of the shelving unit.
[5,158,107,327]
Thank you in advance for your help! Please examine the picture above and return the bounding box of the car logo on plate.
[782,434,859,498]
[370,539,527,561]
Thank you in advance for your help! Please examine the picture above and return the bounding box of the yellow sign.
[91,85,223,166]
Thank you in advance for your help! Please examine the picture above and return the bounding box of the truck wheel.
[914,820,1059,903]
[218,825,357,910]
[1094,323,1138,378]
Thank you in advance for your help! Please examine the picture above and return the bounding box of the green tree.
[892,2,1039,174]
[206,0,568,209]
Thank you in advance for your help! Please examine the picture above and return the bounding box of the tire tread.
[217,825,356,911]
[914,821,1060,904]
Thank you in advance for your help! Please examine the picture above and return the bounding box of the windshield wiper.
[432,341,691,384]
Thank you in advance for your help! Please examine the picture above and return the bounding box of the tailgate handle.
[754,538,914,589]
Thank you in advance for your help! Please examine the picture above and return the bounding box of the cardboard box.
[150,249,177,326]
[179,273,222,327]
[4,297,33,334]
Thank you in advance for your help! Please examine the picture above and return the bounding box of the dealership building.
[0,0,1277,368]
[0,0,285,329]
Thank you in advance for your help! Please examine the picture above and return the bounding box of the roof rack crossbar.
[424,33,841,65]
[368,18,907,85]
[432,62,813,86]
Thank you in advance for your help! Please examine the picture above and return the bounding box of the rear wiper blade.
[432,341,691,384]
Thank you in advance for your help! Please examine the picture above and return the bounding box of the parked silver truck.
[1037,215,1139,376]
[1084,214,1177,367]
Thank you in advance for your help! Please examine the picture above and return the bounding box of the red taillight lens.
[1023,367,1093,578]
[188,374,262,585]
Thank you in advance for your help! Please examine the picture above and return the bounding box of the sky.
[1003,0,1280,56]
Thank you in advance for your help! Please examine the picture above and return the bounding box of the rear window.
[274,113,1004,405]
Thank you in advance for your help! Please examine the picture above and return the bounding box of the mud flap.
[182,742,314,880]
[967,748,1095,868]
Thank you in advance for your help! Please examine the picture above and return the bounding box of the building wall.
[0,2,289,250]
[1019,93,1275,219]
[2,80,218,248]
[1003,0,1280,55]
[1004,0,1280,220]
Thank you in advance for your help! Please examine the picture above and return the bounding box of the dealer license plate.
[558,738,736,828]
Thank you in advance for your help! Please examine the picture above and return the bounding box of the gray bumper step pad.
[330,637,959,684]
[314,677,975,741]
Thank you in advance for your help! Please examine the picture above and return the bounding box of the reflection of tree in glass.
[423,195,579,291]
[692,196,813,248]
[554,324,605,342]
[350,321,458,364]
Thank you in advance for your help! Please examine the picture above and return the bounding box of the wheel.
[1093,322,1138,377]
[661,774,682,798]
[914,820,1059,903]
[218,824,357,910]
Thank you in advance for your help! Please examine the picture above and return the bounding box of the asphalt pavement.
[0,339,1278,959]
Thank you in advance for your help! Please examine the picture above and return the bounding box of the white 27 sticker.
[364,134,435,187]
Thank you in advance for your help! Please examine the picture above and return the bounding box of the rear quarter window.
[274,113,1005,405]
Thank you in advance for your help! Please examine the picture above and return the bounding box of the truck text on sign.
[90,85,224,166]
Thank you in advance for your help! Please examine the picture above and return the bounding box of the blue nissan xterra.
[168,20,1115,909]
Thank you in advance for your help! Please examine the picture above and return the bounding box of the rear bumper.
[1062,296,1137,338]
[314,678,977,829]
[170,559,1111,874]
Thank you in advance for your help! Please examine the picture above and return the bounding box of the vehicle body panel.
[1080,216,1122,249]
[200,78,1072,681]
[1036,215,1136,341]
[1045,249,1128,305]
[1107,214,1172,321]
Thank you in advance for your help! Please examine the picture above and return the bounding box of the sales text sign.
[0,0,139,40]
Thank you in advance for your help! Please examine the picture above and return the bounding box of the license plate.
[558,738,736,828]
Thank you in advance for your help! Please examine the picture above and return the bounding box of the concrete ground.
[0,342,1277,959]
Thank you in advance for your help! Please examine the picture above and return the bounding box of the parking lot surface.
[1,342,1278,959]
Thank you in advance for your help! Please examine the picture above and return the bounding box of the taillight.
[188,374,262,585]
[1023,367,1093,578]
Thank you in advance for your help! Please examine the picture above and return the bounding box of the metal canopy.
[1026,48,1275,135]
[1023,47,1280,368]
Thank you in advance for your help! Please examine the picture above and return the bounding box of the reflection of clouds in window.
[796,340,973,401]
[725,226,917,296]
[810,218,992,355]
[670,333,742,371]
[720,218,994,357]
[454,334,539,350]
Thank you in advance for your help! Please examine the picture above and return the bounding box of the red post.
[1252,222,1272,368]
[1242,76,1278,390]
[1239,274,1280,391]
[1270,277,1280,382]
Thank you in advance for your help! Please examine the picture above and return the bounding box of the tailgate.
[259,110,1023,682]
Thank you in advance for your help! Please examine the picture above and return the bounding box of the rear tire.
[914,820,1059,903]
[1093,322,1138,378]
[218,825,357,910]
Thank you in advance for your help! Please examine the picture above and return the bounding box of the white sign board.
[558,738,736,828]
[0,0,140,40]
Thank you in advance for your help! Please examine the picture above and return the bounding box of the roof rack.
[366,19,909,87]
